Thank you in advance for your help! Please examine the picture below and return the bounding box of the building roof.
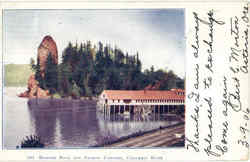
[102,89,185,100]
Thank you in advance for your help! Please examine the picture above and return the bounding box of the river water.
[3,87,181,149]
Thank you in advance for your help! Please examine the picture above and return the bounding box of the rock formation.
[19,74,50,98]
[38,35,58,77]
[19,35,58,98]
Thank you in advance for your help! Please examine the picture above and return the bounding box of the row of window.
[135,99,184,103]
[177,92,185,95]
[109,99,185,103]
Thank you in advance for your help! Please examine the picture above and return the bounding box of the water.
[3,87,180,149]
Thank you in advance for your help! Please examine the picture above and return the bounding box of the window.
[123,99,131,103]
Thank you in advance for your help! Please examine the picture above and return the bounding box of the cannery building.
[97,89,185,116]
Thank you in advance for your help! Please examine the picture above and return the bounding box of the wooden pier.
[105,124,185,147]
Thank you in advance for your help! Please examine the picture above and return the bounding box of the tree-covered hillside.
[32,41,184,98]
[4,64,32,87]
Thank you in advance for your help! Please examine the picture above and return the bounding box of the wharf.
[105,123,185,147]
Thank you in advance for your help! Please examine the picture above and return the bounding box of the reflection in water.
[97,113,178,140]
[4,89,182,148]
[29,110,57,146]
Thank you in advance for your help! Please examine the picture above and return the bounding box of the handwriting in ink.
[229,47,240,62]
[221,121,229,145]
[186,138,200,152]
[203,77,212,89]
[191,105,200,140]
[241,5,249,23]
[238,107,250,149]
[228,77,241,112]
[193,10,225,26]
[186,104,200,153]
[200,10,225,73]
[241,28,248,73]
[192,12,200,58]
[215,121,229,155]
[217,77,229,155]
[230,17,240,47]
[222,76,228,116]
[223,77,241,112]
[188,91,200,103]
[186,104,201,152]
[194,64,200,89]
[203,97,220,157]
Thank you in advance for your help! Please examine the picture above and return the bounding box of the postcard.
[0,0,249,161]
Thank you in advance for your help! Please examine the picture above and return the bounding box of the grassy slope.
[4,64,32,87]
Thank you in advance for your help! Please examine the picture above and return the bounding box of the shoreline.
[27,97,97,110]
[4,86,98,101]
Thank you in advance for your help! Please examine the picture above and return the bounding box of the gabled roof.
[102,89,185,100]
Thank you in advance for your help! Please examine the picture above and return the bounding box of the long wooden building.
[97,89,185,116]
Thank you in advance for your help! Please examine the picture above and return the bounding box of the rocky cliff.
[38,35,58,77]
[19,35,58,98]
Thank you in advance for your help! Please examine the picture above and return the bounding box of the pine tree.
[60,63,73,97]
[35,58,45,89]
[57,40,183,96]
[44,53,58,94]
[30,58,36,72]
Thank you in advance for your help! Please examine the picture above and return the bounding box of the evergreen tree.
[30,58,36,72]
[44,53,58,94]
[35,58,45,89]
[62,42,74,64]
[57,40,184,97]
[59,62,73,97]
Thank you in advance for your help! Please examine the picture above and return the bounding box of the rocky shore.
[19,35,58,98]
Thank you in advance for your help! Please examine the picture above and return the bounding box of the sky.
[3,9,185,78]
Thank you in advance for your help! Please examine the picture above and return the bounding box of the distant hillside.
[4,64,32,87]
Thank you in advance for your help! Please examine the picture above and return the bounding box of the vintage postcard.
[0,0,249,161]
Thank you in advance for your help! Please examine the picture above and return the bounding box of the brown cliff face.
[19,74,50,98]
[38,35,58,77]
[19,35,58,98]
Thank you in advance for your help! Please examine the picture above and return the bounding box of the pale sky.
[3,9,185,77]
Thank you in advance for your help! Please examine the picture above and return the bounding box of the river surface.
[3,87,181,149]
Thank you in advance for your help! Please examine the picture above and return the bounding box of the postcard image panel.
[0,1,249,161]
